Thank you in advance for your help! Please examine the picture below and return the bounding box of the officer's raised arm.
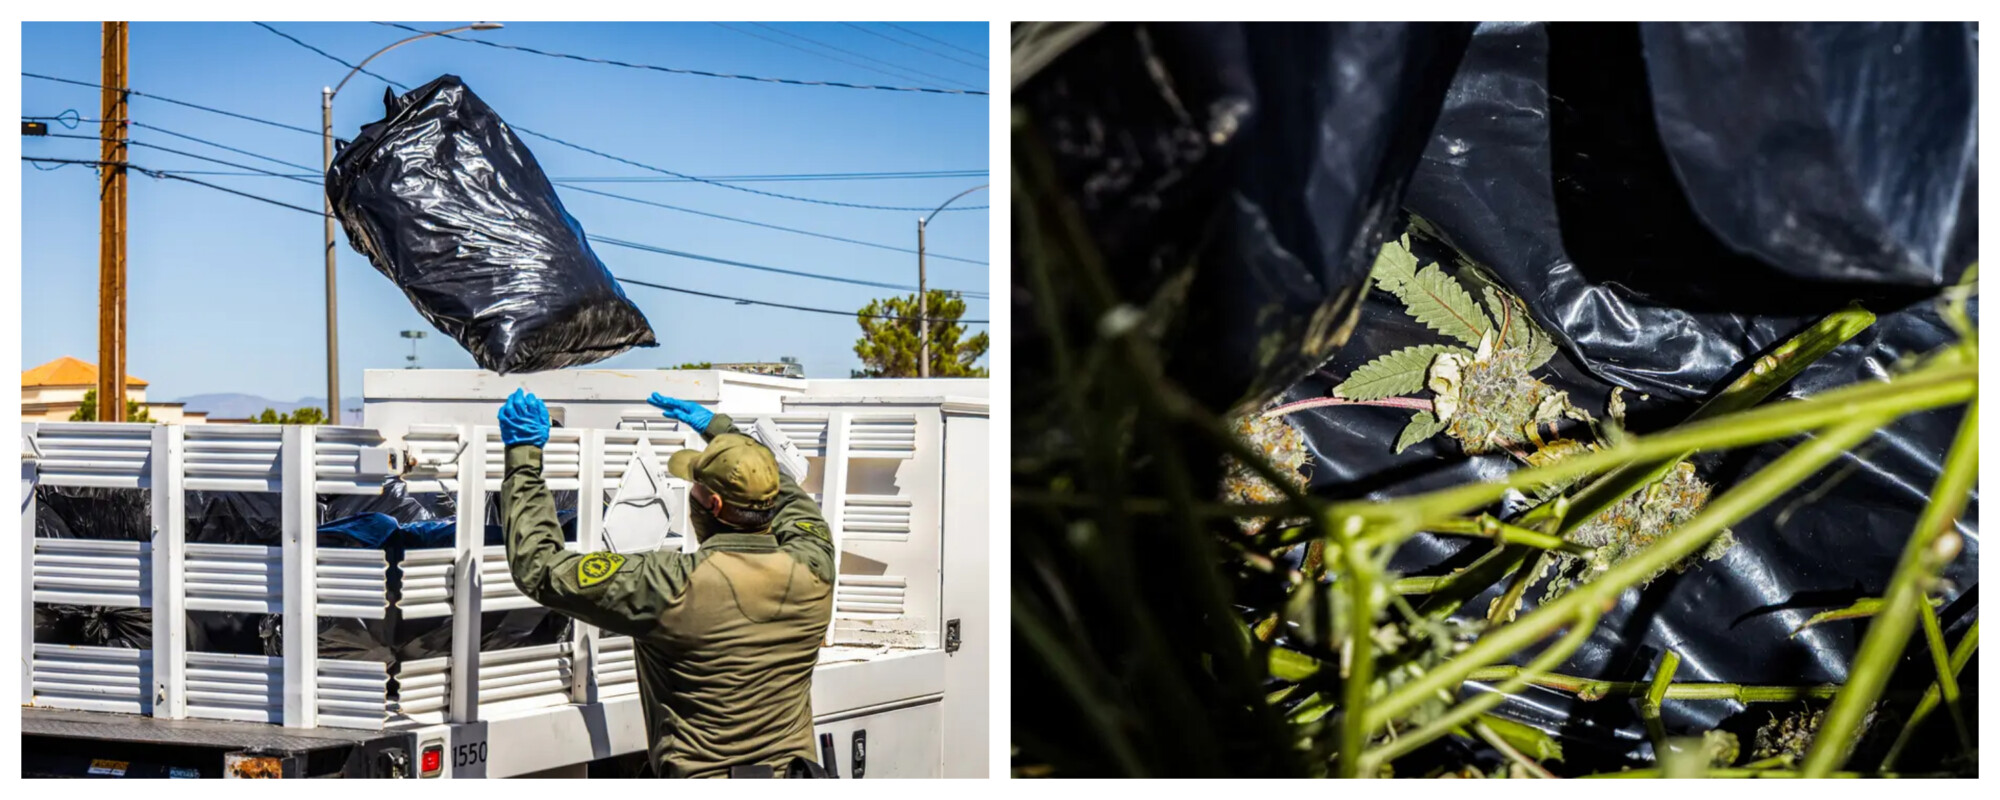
[497,389,697,638]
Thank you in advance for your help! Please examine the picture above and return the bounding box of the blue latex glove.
[647,393,714,432]
[498,388,550,448]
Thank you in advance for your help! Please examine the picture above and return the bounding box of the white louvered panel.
[594,635,640,698]
[395,549,455,618]
[393,656,451,723]
[185,544,282,613]
[30,644,152,715]
[316,548,388,619]
[616,411,686,432]
[315,659,389,730]
[29,423,155,488]
[478,643,574,714]
[598,432,685,487]
[185,652,282,723]
[835,575,907,617]
[480,429,583,490]
[841,495,913,541]
[314,426,389,493]
[849,414,919,458]
[479,546,538,612]
[33,539,151,607]
[403,425,465,481]
[183,425,284,491]
[767,415,830,456]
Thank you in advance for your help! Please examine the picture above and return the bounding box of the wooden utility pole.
[97,21,129,421]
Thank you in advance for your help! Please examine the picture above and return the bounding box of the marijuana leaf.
[1383,263,1492,347]
[1395,410,1449,454]
[1336,344,1472,401]
[1372,233,1422,294]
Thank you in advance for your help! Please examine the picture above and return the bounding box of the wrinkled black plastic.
[1281,21,1979,769]
[328,75,657,374]
[1016,22,1475,414]
[1640,23,1978,287]
[185,491,283,546]
[1405,22,1974,401]
[34,604,152,649]
[34,486,150,541]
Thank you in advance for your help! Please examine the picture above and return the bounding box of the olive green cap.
[667,433,781,511]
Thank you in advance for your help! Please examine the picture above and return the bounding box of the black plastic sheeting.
[1277,21,1978,769]
[1015,22,1476,415]
[327,74,657,374]
[32,480,572,661]
[34,485,150,541]
[34,604,152,649]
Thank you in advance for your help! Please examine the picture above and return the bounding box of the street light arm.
[921,184,989,226]
[331,24,486,98]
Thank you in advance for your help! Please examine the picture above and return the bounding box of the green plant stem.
[1280,353,1973,551]
[1358,611,1601,774]
[1801,401,1977,777]
[1469,720,1555,779]
[1334,512,1378,779]
[1462,666,1841,702]
[1881,619,1979,770]
[1580,767,1931,779]
[1914,597,1972,756]
[1400,516,1593,556]
[1642,651,1682,754]
[1535,305,1875,540]
[1365,412,1893,730]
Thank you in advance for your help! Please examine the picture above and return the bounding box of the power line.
[130,121,319,172]
[253,21,410,92]
[29,69,986,214]
[24,71,321,135]
[841,23,989,73]
[513,125,987,213]
[883,22,987,60]
[615,275,988,324]
[371,21,986,96]
[25,156,989,323]
[743,22,980,91]
[39,132,319,185]
[555,181,987,266]
[553,169,988,184]
[710,22,966,95]
[586,233,986,297]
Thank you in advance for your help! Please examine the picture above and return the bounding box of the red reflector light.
[420,744,443,777]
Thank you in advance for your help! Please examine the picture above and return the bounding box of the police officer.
[496,389,835,778]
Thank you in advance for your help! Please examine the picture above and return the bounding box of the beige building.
[21,356,206,424]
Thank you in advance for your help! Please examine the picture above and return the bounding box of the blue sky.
[21,21,990,402]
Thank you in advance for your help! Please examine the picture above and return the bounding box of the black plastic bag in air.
[34,486,150,541]
[1014,22,1475,414]
[326,74,657,374]
[1277,21,1979,770]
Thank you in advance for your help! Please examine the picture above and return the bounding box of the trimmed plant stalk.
[1801,401,1977,777]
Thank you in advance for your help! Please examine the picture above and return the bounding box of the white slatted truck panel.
[23,423,156,716]
[30,644,153,716]
[780,404,944,649]
[185,652,282,723]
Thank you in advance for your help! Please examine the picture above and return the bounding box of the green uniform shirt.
[501,413,836,778]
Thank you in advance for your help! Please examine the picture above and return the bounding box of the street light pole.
[321,22,502,421]
[916,184,987,378]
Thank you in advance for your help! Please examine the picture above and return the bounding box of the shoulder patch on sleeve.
[577,552,627,588]
[794,520,823,536]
